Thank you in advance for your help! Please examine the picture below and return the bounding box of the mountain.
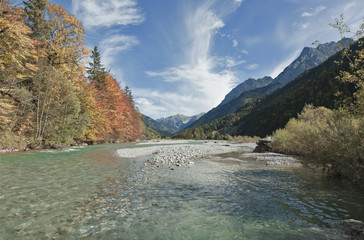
[189,38,352,128]
[174,38,360,139]
[157,113,205,133]
[142,115,175,136]
[220,76,273,105]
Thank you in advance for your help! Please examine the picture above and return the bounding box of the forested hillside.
[142,115,172,137]
[0,1,144,150]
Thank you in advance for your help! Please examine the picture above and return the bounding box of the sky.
[22,0,364,119]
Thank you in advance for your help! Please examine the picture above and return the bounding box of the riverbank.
[0,142,89,155]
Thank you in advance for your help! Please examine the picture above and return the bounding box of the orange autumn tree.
[86,46,144,143]
[0,1,39,148]
[93,72,144,142]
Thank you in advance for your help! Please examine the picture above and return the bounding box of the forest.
[0,0,144,150]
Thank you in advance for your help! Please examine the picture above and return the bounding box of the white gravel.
[136,140,194,145]
[116,140,299,167]
[116,140,256,166]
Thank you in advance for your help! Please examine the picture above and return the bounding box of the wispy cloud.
[275,1,364,50]
[233,0,243,7]
[71,0,144,85]
[137,1,244,118]
[224,57,246,68]
[184,3,225,65]
[246,63,259,70]
[243,36,263,46]
[72,0,145,28]
[343,2,356,12]
[99,34,140,68]
[301,5,326,17]
[212,56,246,68]
[143,61,239,117]
[233,39,239,47]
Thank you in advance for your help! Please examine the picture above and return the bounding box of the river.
[0,141,363,239]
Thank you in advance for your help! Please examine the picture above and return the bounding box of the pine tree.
[124,86,134,104]
[87,46,105,88]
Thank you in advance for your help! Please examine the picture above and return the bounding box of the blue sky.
[31,0,364,119]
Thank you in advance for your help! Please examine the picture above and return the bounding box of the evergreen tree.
[87,46,105,88]
[124,86,134,104]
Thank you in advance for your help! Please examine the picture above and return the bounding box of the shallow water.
[0,143,363,239]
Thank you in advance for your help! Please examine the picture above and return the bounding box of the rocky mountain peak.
[157,113,205,133]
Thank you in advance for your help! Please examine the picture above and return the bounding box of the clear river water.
[0,142,363,239]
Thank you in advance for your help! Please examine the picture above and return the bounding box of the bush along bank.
[272,105,363,188]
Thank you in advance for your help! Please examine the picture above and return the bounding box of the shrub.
[272,105,364,187]
[0,130,28,151]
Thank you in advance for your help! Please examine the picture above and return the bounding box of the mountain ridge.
[157,113,205,133]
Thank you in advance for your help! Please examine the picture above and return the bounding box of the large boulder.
[253,137,273,152]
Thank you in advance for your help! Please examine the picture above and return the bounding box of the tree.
[24,1,90,145]
[87,46,105,88]
[124,86,134,104]
[0,1,38,136]
[23,0,49,41]
[329,15,364,116]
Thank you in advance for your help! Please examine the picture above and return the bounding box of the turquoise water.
[0,143,363,239]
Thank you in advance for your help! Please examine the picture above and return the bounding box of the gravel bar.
[116,140,256,166]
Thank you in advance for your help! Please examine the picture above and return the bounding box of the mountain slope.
[191,77,272,128]
[189,38,352,128]
[220,76,273,105]
[142,115,175,136]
